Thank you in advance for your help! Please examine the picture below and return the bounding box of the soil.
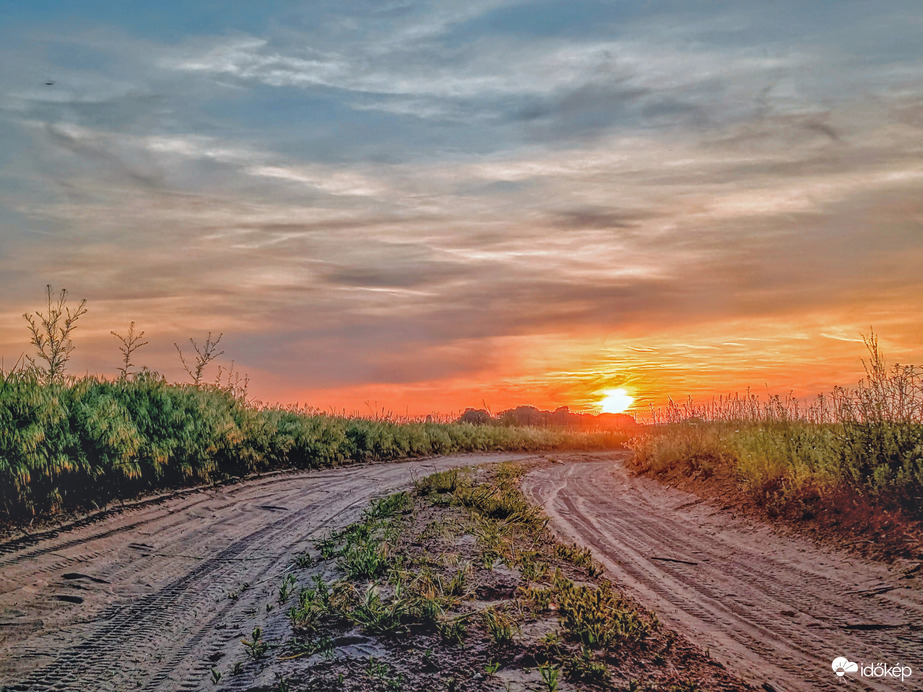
[2,450,921,691]
[0,452,532,691]
[629,452,923,564]
[521,452,923,692]
[226,464,748,691]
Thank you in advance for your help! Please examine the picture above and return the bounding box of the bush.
[0,372,620,519]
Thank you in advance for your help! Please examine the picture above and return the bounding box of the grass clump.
[632,334,923,542]
[341,541,392,581]
[565,646,611,684]
[351,584,410,635]
[413,468,460,495]
[482,607,517,646]
[553,576,649,648]
[555,543,604,578]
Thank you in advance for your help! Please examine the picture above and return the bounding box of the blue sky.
[0,1,921,411]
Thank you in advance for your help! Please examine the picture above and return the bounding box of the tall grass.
[632,334,923,518]
[0,371,622,519]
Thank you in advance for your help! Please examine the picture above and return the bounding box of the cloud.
[0,1,921,408]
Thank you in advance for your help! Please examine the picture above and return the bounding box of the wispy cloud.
[0,1,920,410]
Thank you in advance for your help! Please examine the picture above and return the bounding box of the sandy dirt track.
[0,452,532,692]
[522,452,923,692]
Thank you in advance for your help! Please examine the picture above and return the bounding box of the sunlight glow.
[600,388,634,414]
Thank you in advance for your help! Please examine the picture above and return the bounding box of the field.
[630,335,923,557]
[0,371,624,520]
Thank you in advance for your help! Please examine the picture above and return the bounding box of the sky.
[0,1,920,416]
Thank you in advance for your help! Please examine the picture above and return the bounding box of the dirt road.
[3,451,921,691]
[0,453,531,692]
[522,452,923,692]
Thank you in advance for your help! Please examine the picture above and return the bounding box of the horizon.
[1,2,921,416]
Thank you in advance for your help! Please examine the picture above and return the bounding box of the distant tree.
[23,285,88,384]
[111,322,149,379]
[499,405,548,427]
[458,408,493,425]
[551,406,576,427]
[174,332,224,385]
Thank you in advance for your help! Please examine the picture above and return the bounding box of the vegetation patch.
[0,373,625,522]
[629,335,923,560]
[223,463,749,691]
[0,286,626,524]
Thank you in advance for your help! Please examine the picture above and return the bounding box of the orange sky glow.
[1,3,921,418]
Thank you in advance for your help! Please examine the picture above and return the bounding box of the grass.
[631,335,923,548]
[482,607,517,646]
[552,576,649,648]
[0,371,624,519]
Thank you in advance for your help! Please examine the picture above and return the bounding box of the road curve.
[0,452,533,692]
[521,452,923,692]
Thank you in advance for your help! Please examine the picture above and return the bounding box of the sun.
[600,388,634,414]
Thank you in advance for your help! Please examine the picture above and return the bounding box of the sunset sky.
[0,2,920,416]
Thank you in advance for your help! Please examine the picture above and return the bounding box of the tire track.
[521,455,923,692]
[0,453,531,691]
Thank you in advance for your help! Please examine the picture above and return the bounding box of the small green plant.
[438,615,467,646]
[541,630,561,648]
[445,563,469,596]
[364,656,404,690]
[341,539,391,580]
[210,668,221,684]
[565,646,610,683]
[523,583,554,610]
[539,663,560,692]
[364,491,412,519]
[288,578,337,632]
[287,634,335,660]
[413,468,460,495]
[554,576,648,648]
[229,580,251,599]
[278,573,297,604]
[351,584,409,635]
[485,661,500,675]
[315,534,338,560]
[555,543,603,577]
[519,552,549,582]
[242,626,268,659]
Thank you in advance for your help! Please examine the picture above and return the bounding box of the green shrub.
[0,370,621,519]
